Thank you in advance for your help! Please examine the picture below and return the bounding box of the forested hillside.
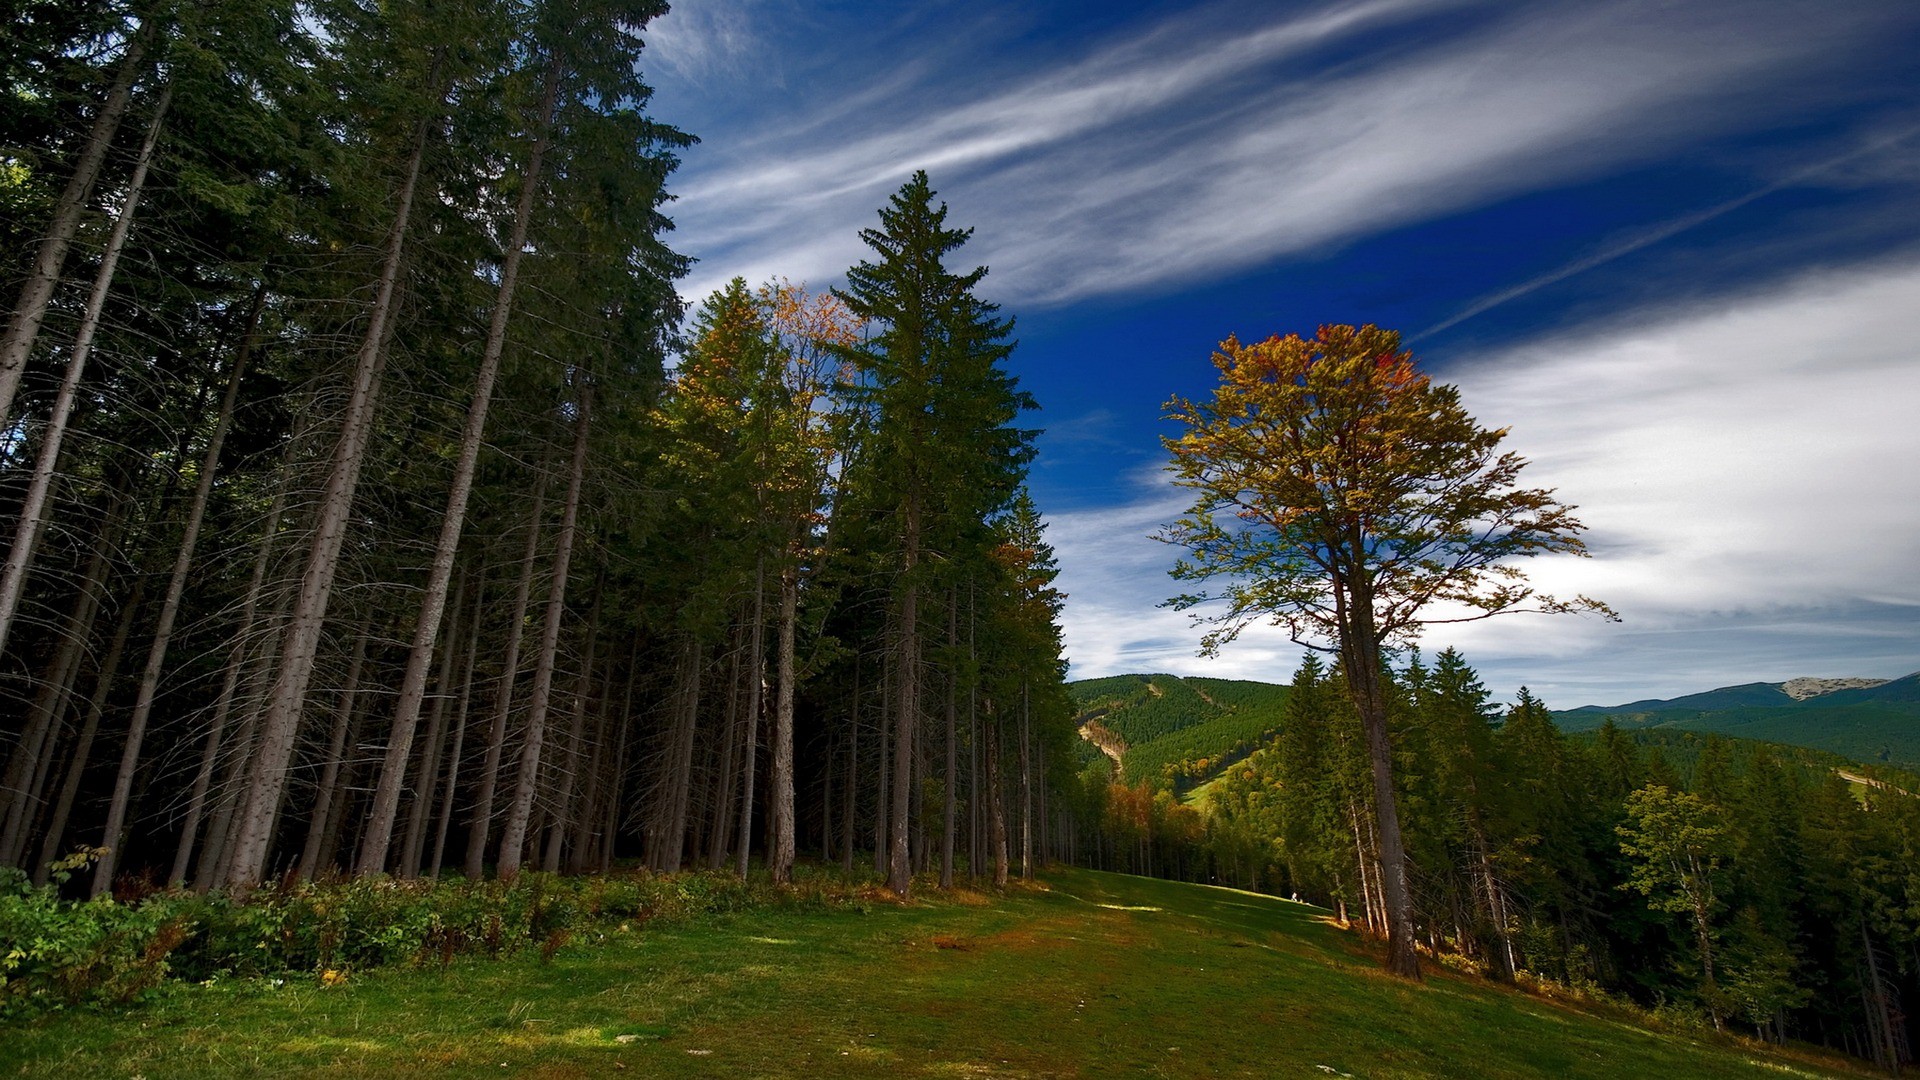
[0,2,1076,901]
[1067,673,1287,786]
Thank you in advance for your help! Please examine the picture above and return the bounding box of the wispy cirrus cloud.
[655,0,1910,306]
[1051,257,1920,703]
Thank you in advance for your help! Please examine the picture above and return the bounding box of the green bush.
[0,859,873,1018]
[0,850,188,1015]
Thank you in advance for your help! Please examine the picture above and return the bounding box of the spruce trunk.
[769,561,798,884]
[91,297,248,894]
[463,472,548,879]
[355,58,560,876]
[223,86,437,891]
[0,82,172,658]
[0,24,150,427]
[494,378,592,878]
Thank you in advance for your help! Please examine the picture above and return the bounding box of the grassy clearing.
[0,868,1868,1079]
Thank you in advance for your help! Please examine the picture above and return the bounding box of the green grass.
[0,868,1867,1079]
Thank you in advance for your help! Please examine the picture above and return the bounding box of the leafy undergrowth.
[0,867,1871,1079]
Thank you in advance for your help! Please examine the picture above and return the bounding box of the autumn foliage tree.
[1159,323,1611,979]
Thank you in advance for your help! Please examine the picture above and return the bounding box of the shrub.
[0,861,875,1018]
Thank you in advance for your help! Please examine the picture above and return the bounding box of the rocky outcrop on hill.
[1782,677,1889,701]
[1078,718,1127,766]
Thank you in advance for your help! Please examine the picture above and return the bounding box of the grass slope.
[1,869,1866,1079]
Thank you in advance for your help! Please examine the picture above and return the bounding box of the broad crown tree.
[1159,322,1611,979]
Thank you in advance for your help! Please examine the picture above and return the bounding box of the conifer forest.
[0,1,1071,900]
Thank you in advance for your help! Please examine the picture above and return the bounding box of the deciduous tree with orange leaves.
[1158,323,1612,979]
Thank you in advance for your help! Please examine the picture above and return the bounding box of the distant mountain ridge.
[1554,671,1920,772]
[1565,672,1913,713]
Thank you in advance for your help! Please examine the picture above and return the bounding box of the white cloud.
[667,0,1906,306]
[643,4,764,84]
[1052,259,1920,703]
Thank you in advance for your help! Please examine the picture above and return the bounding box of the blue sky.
[641,0,1920,706]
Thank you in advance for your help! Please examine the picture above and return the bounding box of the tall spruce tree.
[834,170,1034,897]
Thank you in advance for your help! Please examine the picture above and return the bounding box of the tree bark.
[539,578,600,873]
[1020,680,1033,881]
[888,493,919,896]
[34,574,141,883]
[0,500,120,867]
[706,642,742,870]
[223,79,438,891]
[1337,570,1423,980]
[296,630,369,880]
[769,560,798,884]
[734,560,766,878]
[91,295,249,895]
[428,577,484,878]
[0,22,151,428]
[495,377,591,879]
[652,636,703,873]
[355,57,561,877]
[172,429,298,887]
[400,568,466,877]
[0,81,172,659]
[986,711,1008,888]
[463,470,548,879]
[940,594,957,889]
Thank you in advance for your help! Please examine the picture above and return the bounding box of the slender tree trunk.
[568,682,608,875]
[464,471,548,879]
[312,679,375,881]
[495,379,592,879]
[1469,816,1515,980]
[356,58,560,877]
[0,82,172,658]
[873,663,889,877]
[653,637,703,873]
[1020,680,1033,881]
[428,578,484,878]
[841,723,857,874]
[1861,921,1904,1074]
[296,630,369,880]
[888,494,920,895]
[91,307,249,894]
[734,560,766,878]
[0,510,118,866]
[911,715,926,876]
[540,580,600,873]
[940,594,957,889]
[1350,805,1378,934]
[400,569,466,877]
[172,434,295,886]
[224,83,438,891]
[0,23,151,427]
[33,574,140,882]
[706,642,742,870]
[598,643,638,873]
[986,712,1007,888]
[769,560,797,884]
[821,729,835,865]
